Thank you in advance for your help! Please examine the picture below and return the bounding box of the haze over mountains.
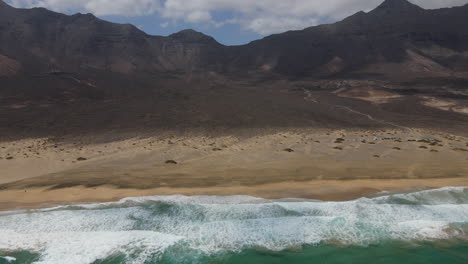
[0,0,467,138]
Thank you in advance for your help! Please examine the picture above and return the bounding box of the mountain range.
[0,0,467,138]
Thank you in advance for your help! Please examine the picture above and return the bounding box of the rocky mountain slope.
[0,0,467,138]
[1,0,468,78]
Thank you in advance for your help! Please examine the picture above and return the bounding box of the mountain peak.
[0,0,11,8]
[169,29,218,44]
[171,29,207,38]
[375,0,423,12]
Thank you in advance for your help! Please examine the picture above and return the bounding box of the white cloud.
[185,10,211,23]
[84,0,159,16]
[6,0,468,35]
[245,16,319,36]
[8,0,160,16]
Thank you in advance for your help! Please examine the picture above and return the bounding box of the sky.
[6,0,468,45]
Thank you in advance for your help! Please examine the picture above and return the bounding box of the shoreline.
[0,178,467,211]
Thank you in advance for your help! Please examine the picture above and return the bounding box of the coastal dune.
[0,128,467,210]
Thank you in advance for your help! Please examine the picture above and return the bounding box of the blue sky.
[7,0,468,46]
[101,12,263,46]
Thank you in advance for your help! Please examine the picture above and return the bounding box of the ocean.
[0,187,467,264]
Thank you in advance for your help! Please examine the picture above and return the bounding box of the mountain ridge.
[0,0,458,45]
[0,0,468,138]
[1,0,468,79]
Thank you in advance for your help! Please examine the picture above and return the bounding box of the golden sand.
[0,128,467,210]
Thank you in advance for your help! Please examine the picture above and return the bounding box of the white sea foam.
[0,187,467,264]
[0,256,16,263]
[369,186,468,205]
[0,231,181,264]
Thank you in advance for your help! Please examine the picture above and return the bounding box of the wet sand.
[1,178,468,211]
[0,128,467,210]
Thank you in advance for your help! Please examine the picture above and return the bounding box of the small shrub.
[334,138,345,143]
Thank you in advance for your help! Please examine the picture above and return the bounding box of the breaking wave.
[0,187,467,263]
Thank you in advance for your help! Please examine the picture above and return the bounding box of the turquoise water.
[0,187,467,264]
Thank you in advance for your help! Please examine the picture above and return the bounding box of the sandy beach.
[0,128,467,210]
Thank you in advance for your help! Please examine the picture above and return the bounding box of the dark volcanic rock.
[0,1,224,75]
[236,0,468,78]
[0,0,468,138]
[0,0,467,78]
[375,0,423,12]
[169,29,219,45]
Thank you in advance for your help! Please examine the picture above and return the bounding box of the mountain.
[236,0,468,78]
[0,0,467,138]
[375,0,423,11]
[0,3,226,75]
[1,0,468,78]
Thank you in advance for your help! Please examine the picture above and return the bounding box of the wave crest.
[0,187,467,263]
